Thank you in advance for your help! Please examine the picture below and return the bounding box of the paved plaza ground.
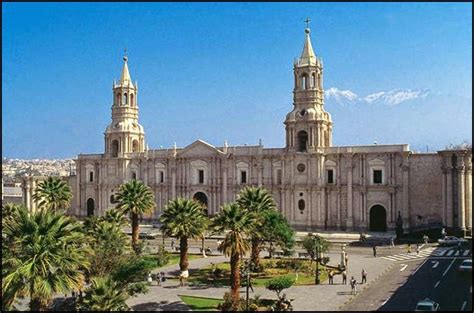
[126,244,397,311]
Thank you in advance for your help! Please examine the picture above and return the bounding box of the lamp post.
[243,260,251,311]
[314,236,320,285]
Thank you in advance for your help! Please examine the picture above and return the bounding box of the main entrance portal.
[193,192,209,215]
[369,205,387,232]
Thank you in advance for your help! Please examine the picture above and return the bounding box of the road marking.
[461,301,467,311]
[455,250,460,256]
[411,258,429,276]
[432,261,439,268]
[400,264,407,271]
[380,297,391,306]
[446,250,454,256]
[463,250,469,256]
[434,280,440,288]
[442,258,456,277]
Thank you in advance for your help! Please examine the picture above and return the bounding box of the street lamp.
[314,236,321,285]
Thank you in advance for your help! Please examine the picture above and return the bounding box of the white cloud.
[325,88,430,105]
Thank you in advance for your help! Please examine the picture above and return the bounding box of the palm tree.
[212,202,256,307]
[236,186,276,270]
[1,203,23,222]
[103,207,129,228]
[78,276,129,311]
[2,205,91,311]
[160,198,208,272]
[32,176,72,212]
[115,180,155,253]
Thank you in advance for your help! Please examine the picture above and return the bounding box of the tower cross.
[305,17,311,29]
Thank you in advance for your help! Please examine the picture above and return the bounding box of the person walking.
[171,239,175,250]
[373,245,377,257]
[328,270,334,285]
[350,276,357,295]
[361,269,367,284]
[416,244,420,255]
[345,254,349,267]
[342,270,347,285]
[156,272,161,286]
[407,244,412,254]
[390,237,395,248]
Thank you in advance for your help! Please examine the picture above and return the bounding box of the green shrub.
[265,276,295,299]
[156,246,170,267]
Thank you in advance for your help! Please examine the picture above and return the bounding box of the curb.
[337,262,396,310]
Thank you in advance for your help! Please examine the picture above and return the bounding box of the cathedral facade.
[39,26,471,232]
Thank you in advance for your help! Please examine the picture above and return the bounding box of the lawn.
[179,295,223,311]
[185,258,330,288]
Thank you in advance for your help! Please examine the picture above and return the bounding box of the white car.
[415,298,440,311]
[437,236,468,246]
[458,259,472,272]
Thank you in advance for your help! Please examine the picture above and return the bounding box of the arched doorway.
[369,205,387,232]
[87,198,95,217]
[193,192,208,215]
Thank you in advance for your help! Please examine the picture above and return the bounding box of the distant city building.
[21,24,472,233]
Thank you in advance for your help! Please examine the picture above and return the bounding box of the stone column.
[457,163,466,230]
[222,163,228,205]
[171,165,176,199]
[24,178,31,212]
[402,161,410,231]
[346,155,353,229]
[465,164,472,230]
[446,164,454,228]
[441,167,447,226]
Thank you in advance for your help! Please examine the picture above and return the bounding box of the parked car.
[437,236,468,247]
[415,298,440,311]
[458,259,472,272]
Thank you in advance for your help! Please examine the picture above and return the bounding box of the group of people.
[327,267,368,294]
[147,271,166,286]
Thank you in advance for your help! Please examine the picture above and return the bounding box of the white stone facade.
[27,26,472,233]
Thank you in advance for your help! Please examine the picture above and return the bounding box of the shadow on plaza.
[132,300,190,311]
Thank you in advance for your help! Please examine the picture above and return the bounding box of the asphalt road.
[379,245,472,311]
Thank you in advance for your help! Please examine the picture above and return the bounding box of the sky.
[2,2,472,159]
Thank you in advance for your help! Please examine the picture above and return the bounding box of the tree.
[115,180,155,253]
[265,276,295,300]
[78,277,129,311]
[1,203,23,223]
[103,208,129,228]
[83,215,130,278]
[160,198,208,271]
[212,202,256,308]
[32,176,72,212]
[236,186,276,270]
[261,211,295,258]
[301,234,330,266]
[2,206,91,311]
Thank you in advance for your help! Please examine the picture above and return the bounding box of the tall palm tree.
[160,198,208,271]
[2,205,91,311]
[212,202,256,307]
[236,186,276,270]
[103,207,129,228]
[115,180,155,253]
[32,176,72,212]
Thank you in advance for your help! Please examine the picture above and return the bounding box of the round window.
[297,163,306,172]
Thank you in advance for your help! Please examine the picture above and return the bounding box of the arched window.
[297,130,308,152]
[89,171,94,182]
[130,93,134,106]
[111,140,119,157]
[311,73,316,88]
[301,75,307,90]
[116,93,120,106]
[132,172,137,180]
[87,198,94,217]
[132,140,139,152]
[122,93,128,105]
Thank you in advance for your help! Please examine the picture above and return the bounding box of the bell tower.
[104,53,145,157]
[284,19,333,152]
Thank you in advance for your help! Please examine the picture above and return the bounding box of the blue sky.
[2,2,472,159]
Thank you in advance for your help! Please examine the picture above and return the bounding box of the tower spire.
[120,49,134,87]
[299,18,317,66]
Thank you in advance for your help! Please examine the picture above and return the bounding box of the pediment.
[236,161,249,168]
[272,161,282,167]
[325,159,336,167]
[178,139,225,158]
[368,158,385,166]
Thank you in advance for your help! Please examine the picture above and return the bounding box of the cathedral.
[23,25,472,233]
